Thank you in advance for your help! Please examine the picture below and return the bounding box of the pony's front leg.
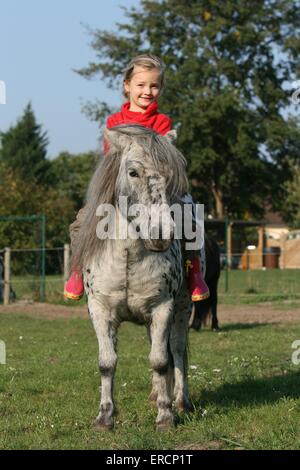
[149,300,174,430]
[147,325,173,407]
[89,300,118,430]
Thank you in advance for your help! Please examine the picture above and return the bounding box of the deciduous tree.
[77,0,300,218]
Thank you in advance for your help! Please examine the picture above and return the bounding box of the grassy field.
[218,269,300,304]
[9,268,300,305]
[0,312,300,450]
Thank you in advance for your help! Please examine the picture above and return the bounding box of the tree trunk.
[212,183,224,219]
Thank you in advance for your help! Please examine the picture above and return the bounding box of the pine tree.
[0,103,51,185]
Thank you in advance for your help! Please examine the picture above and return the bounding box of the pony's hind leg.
[89,300,118,431]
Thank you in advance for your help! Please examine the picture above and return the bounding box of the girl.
[64,54,209,302]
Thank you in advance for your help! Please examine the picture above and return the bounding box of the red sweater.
[106,101,172,136]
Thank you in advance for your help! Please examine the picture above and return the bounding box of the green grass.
[8,269,300,305]
[10,274,64,303]
[1,313,300,449]
[219,269,300,304]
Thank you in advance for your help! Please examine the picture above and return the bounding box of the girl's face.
[124,66,162,112]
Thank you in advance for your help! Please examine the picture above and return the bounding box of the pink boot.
[186,256,210,302]
[64,271,84,301]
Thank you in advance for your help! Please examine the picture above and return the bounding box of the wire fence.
[0,247,66,304]
[219,250,300,302]
[219,267,300,302]
[0,247,299,304]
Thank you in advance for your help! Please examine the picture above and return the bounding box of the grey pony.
[71,125,192,430]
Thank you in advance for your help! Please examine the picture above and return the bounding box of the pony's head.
[71,125,188,269]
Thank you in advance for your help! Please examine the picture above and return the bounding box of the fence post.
[228,222,233,271]
[280,232,286,269]
[258,226,265,268]
[64,244,70,284]
[40,214,46,302]
[4,247,11,306]
[224,218,229,293]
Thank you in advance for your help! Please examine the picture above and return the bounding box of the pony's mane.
[71,125,188,270]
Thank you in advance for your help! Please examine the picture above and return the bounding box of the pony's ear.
[164,129,177,145]
[103,128,129,151]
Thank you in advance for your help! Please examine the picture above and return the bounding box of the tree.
[0,103,51,186]
[48,151,97,211]
[282,162,300,228]
[77,0,300,218]
[0,163,75,250]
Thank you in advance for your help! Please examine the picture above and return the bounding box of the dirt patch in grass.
[0,301,89,319]
[218,303,300,324]
[0,301,299,324]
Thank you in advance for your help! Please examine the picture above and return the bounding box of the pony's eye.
[129,170,139,178]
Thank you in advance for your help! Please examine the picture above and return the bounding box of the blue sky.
[1,1,298,160]
[0,0,140,158]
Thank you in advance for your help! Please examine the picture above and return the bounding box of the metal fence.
[0,246,69,304]
[0,247,299,304]
[220,251,300,302]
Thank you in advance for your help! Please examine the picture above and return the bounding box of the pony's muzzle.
[144,223,174,251]
[145,238,173,252]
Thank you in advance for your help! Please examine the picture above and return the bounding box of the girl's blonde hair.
[122,54,166,98]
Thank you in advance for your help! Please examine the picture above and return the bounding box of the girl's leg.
[185,251,210,302]
[181,194,210,302]
[64,270,84,300]
[64,207,86,301]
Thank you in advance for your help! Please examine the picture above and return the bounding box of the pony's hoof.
[156,416,174,431]
[93,417,114,431]
[212,326,220,332]
[156,421,174,432]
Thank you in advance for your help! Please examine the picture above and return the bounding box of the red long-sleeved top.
[104,101,172,154]
[107,101,172,135]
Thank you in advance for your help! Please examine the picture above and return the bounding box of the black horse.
[189,237,221,331]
